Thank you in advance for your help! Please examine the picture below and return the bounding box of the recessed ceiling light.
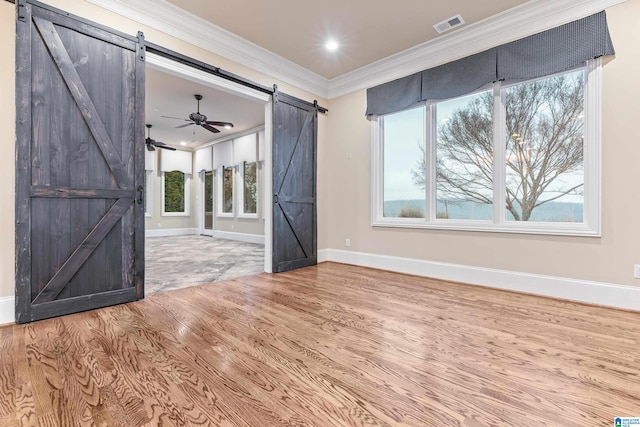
[180,141,187,146]
[153,107,160,112]
[325,40,338,51]
[224,124,233,129]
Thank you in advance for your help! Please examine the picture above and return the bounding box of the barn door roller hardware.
[16,0,26,22]
[272,84,328,114]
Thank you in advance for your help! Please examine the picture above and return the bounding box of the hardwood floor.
[1,262,639,426]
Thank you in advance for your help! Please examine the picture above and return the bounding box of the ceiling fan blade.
[175,123,194,129]
[161,115,189,121]
[202,123,221,133]
[206,121,234,128]
[151,140,177,151]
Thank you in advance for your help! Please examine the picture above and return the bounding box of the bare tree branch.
[412,72,584,221]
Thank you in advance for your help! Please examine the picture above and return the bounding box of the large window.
[373,64,600,235]
[239,161,258,217]
[162,170,190,216]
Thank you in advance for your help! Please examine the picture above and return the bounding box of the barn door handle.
[137,186,144,204]
[274,194,278,204]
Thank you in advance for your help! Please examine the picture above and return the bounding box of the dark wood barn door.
[15,1,145,323]
[272,90,318,273]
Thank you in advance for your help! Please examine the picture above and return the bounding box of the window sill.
[161,212,190,217]
[217,212,234,218]
[372,218,600,237]
[237,213,259,219]
[145,213,152,218]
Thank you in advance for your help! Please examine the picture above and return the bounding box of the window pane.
[505,70,584,222]
[382,107,426,218]
[435,90,493,220]
[164,170,185,213]
[204,171,213,229]
[243,161,257,214]
[223,166,233,213]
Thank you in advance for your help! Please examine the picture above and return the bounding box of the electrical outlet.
[345,238,351,247]
[634,264,640,279]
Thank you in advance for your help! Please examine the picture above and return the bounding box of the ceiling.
[146,67,265,150]
[166,0,529,79]
[145,0,532,149]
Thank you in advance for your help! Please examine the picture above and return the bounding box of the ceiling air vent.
[433,14,465,34]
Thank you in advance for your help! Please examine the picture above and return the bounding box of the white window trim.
[161,170,191,217]
[217,165,234,217]
[144,170,153,217]
[371,59,601,237]
[237,161,259,219]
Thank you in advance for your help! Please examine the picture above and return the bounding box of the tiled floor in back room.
[145,235,264,294]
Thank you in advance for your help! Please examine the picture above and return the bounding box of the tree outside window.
[243,161,257,214]
[164,170,185,213]
[223,166,233,213]
[409,69,585,223]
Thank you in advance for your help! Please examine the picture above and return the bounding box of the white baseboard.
[146,228,198,238]
[317,249,640,311]
[0,296,14,325]
[212,230,265,245]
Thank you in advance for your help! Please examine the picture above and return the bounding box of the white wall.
[0,1,15,300]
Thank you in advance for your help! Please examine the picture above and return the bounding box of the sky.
[382,92,486,202]
[382,84,584,207]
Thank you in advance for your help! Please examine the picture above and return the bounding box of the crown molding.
[327,0,628,98]
[86,0,330,98]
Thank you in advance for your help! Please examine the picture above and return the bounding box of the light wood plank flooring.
[1,262,639,426]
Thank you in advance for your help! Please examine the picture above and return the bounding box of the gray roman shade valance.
[421,48,496,101]
[366,11,615,119]
[365,72,422,118]
[497,11,615,82]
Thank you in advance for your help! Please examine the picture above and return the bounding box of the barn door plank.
[30,17,52,301]
[67,27,92,300]
[32,198,133,304]
[32,16,131,189]
[30,187,136,199]
[14,0,33,321]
